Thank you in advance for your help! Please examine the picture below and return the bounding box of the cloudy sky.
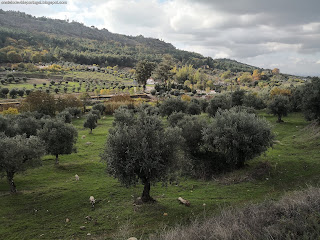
[1,0,320,76]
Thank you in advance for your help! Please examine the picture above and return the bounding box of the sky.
[1,0,320,76]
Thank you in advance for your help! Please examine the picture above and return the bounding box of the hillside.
[0,10,256,72]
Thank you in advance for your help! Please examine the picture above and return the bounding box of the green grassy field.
[0,112,319,239]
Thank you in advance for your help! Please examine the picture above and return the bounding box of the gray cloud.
[1,0,320,75]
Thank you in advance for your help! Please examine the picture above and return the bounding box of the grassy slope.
[0,112,319,239]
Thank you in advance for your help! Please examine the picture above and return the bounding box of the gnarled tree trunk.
[141,181,154,202]
[7,171,17,193]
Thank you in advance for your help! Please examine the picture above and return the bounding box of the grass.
[0,112,320,239]
[154,187,320,240]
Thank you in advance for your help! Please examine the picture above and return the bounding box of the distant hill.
[211,58,258,72]
[0,10,258,72]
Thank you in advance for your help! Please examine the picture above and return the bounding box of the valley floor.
[0,112,319,239]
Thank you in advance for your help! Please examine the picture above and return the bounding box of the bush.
[154,187,320,240]
[105,101,134,115]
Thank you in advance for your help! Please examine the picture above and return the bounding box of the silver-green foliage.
[102,107,181,202]
[0,134,45,192]
[37,120,78,164]
[203,108,274,169]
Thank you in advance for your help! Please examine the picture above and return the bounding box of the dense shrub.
[105,94,135,114]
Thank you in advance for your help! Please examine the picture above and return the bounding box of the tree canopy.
[102,107,181,202]
[0,134,45,193]
[37,120,78,165]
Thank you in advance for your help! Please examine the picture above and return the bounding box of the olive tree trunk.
[55,154,59,165]
[277,114,283,123]
[141,181,154,202]
[7,171,17,193]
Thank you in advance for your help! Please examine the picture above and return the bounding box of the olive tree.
[268,95,290,123]
[57,111,72,123]
[206,93,232,117]
[231,89,246,106]
[203,108,274,169]
[37,120,78,165]
[92,103,106,115]
[0,134,45,193]
[84,113,98,133]
[0,115,8,132]
[15,116,41,137]
[135,60,156,87]
[159,97,187,117]
[102,108,181,202]
[301,77,320,122]
[1,88,9,98]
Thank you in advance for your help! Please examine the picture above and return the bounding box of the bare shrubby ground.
[151,187,320,240]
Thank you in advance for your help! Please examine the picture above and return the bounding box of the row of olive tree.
[0,111,78,193]
[101,105,274,202]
